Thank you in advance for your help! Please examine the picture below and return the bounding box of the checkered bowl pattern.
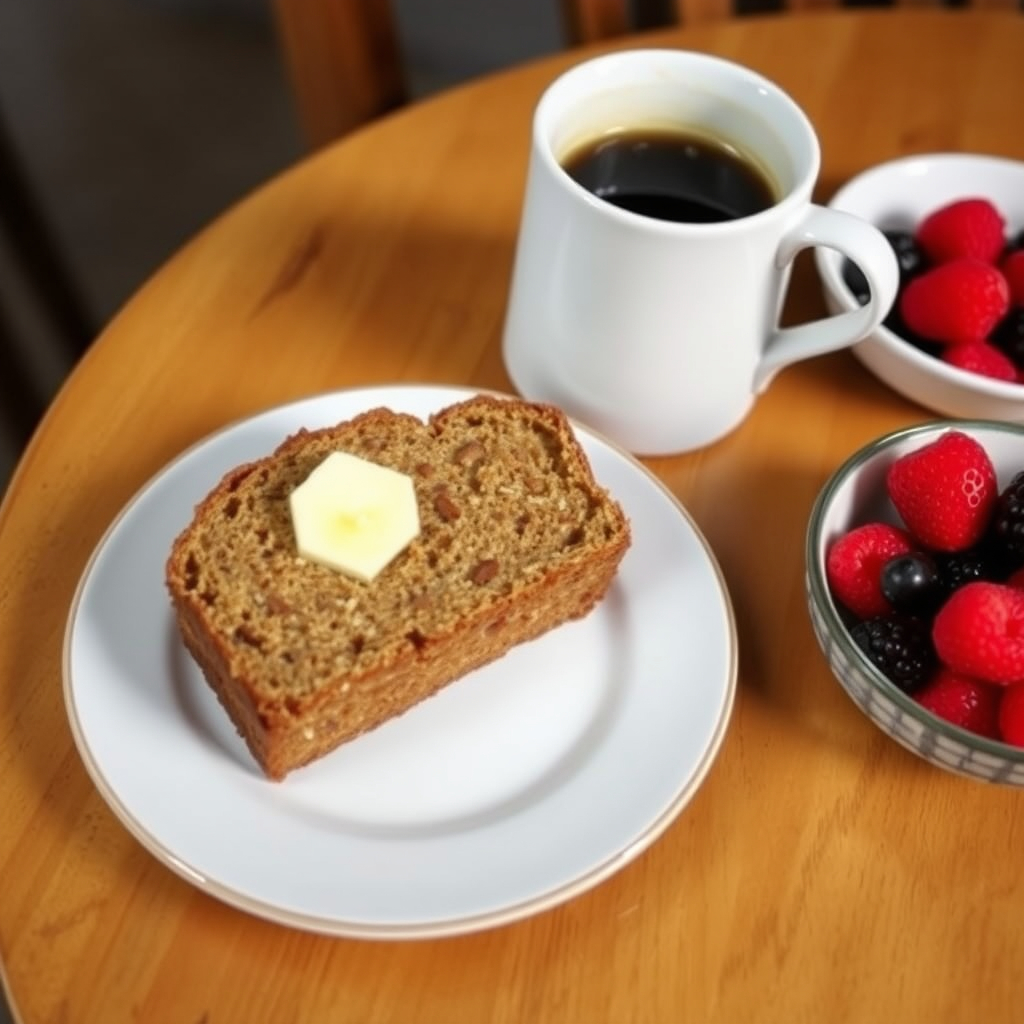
[805,420,1024,786]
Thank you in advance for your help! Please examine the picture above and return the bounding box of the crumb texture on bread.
[166,394,630,779]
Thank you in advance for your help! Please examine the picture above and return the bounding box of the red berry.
[932,582,1024,685]
[1001,249,1024,307]
[998,682,1024,746]
[886,430,998,551]
[899,259,1010,344]
[915,197,1006,265]
[826,522,914,619]
[941,341,1018,383]
[1007,566,1024,589]
[915,667,1001,739]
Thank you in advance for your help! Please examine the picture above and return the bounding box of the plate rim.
[62,382,738,939]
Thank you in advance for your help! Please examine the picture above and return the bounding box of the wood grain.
[3,11,1024,1023]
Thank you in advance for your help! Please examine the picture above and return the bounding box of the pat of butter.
[289,452,420,582]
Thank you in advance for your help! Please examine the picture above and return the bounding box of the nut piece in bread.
[165,395,631,779]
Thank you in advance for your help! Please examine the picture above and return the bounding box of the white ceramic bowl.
[815,153,1024,421]
[805,420,1024,785]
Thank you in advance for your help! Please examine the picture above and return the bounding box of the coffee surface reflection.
[562,128,777,224]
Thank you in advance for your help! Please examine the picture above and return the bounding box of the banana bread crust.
[166,395,631,779]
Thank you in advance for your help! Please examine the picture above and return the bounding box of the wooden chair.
[0,108,95,449]
[272,0,1020,150]
[569,0,1021,33]
[271,0,635,148]
[272,0,407,151]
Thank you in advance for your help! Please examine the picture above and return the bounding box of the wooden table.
[3,10,1023,1022]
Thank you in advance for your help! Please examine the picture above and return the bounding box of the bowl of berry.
[806,420,1024,784]
[815,153,1024,421]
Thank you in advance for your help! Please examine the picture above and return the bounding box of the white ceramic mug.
[502,49,899,455]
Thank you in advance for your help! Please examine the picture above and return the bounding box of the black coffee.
[562,127,777,224]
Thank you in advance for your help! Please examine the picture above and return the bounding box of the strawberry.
[997,682,1024,746]
[915,197,1006,265]
[899,259,1010,345]
[826,522,914,619]
[886,430,998,551]
[915,667,1001,739]
[941,341,1018,383]
[932,581,1024,685]
[1001,249,1024,307]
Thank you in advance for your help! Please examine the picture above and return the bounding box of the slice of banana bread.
[166,394,631,779]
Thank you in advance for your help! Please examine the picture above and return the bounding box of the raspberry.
[998,682,1024,746]
[932,581,1024,685]
[886,430,998,551]
[1001,249,1024,307]
[915,667,1001,739]
[915,197,1006,265]
[826,522,914,618]
[850,613,936,694]
[941,341,1017,383]
[899,259,1010,345]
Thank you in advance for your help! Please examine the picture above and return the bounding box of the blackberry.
[989,470,1024,567]
[885,230,927,280]
[880,552,942,616]
[991,309,1024,370]
[850,614,936,694]
[841,231,927,308]
[842,258,870,306]
[935,545,1003,595]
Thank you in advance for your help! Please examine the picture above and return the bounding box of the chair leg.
[0,300,48,450]
[0,107,96,363]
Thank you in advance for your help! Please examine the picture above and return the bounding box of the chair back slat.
[561,0,632,41]
[673,0,736,26]
[571,0,1019,39]
[276,0,1020,147]
[273,0,407,148]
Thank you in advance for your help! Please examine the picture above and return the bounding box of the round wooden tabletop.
[3,9,1024,1023]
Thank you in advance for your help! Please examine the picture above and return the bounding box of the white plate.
[63,384,737,938]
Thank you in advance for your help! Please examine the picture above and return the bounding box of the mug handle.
[753,205,900,393]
